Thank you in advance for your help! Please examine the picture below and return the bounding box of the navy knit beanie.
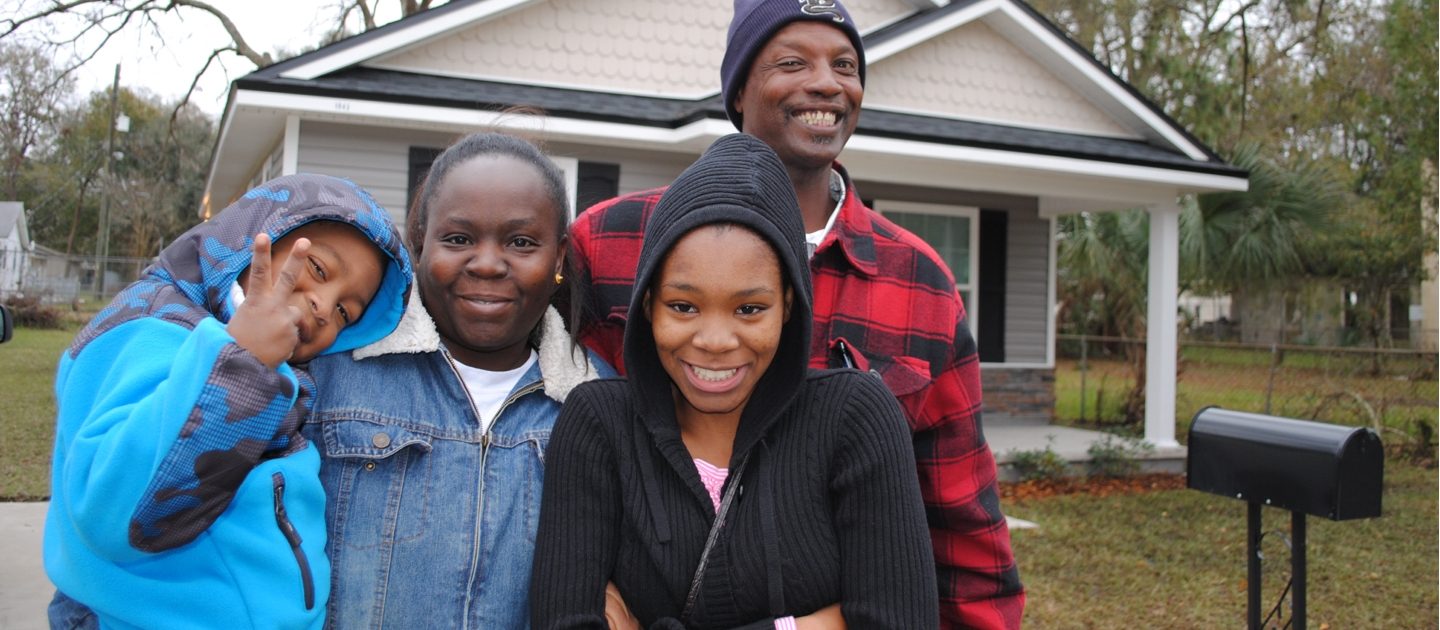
[720,0,866,130]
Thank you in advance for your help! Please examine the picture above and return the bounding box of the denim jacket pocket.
[317,416,436,548]
[487,429,551,465]
[483,429,550,544]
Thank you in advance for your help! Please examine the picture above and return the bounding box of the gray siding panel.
[295,126,697,238]
[546,142,693,198]
[296,121,459,228]
[855,180,1050,365]
[1005,208,1049,363]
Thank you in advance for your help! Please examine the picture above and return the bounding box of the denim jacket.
[303,292,612,629]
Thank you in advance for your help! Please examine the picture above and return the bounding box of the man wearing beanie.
[571,1,1025,627]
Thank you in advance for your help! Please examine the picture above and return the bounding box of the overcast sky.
[58,1,408,117]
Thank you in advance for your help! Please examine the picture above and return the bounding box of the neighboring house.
[1229,282,1347,346]
[0,202,32,296]
[203,0,1249,448]
[1420,159,1438,351]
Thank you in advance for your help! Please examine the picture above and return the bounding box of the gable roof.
[865,0,1221,162]
[206,0,1246,209]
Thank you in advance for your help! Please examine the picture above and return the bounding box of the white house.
[0,202,32,295]
[202,0,1250,448]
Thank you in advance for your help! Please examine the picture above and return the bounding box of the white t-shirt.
[804,169,846,259]
[453,350,539,433]
[229,282,246,310]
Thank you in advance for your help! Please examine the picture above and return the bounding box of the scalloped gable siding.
[865,21,1134,138]
[368,0,916,97]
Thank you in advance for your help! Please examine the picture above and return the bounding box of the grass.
[1009,458,1439,628]
[0,326,73,500]
[1054,349,1439,448]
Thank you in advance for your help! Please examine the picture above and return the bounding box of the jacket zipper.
[271,472,316,610]
[440,351,542,628]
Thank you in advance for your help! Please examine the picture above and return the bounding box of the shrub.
[1008,443,1070,482]
[1086,435,1154,478]
[3,295,63,329]
[1392,419,1436,467]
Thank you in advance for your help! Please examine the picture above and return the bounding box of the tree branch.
[0,0,108,39]
[359,0,377,31]
[163,0,272,66]
[170,45,233,124]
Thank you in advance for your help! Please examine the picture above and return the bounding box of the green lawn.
[1009,458,1439,628]
[0,326,72,499]
[1054,349,1439,450]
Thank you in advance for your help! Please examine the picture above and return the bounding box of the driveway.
[0,501,51,629]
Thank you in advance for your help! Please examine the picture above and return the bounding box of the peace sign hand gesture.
[227,232,309,369]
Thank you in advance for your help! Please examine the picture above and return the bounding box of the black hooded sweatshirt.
[530,134,937,629]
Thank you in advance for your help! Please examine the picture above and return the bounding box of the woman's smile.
[682,361,748,393]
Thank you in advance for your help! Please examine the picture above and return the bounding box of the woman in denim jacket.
[303,133,612,628]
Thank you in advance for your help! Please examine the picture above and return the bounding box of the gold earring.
[554,273,564,285]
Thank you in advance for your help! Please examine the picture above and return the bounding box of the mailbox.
[1188,406,1383,521]
[1188,407,1383,629]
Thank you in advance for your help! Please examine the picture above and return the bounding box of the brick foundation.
[981,367,1055,422]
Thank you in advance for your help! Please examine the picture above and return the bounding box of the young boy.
[43,173,412,629]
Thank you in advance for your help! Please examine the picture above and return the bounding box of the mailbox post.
[1187,407,1384,629]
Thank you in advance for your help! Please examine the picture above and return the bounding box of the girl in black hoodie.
[531,134,937,629]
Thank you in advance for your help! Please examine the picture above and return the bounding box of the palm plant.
[1058,144,1341,425]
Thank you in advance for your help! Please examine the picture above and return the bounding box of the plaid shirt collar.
[815,162,880,278]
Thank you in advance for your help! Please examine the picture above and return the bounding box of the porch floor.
[985,418,1187,483]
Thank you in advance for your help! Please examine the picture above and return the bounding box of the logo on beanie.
[798,0,845,22]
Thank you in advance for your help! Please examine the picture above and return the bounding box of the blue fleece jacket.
[43,174,412,629]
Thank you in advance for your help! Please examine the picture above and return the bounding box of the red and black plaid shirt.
[572,164,1024,629]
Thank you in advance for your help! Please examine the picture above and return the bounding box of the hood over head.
[623,133,813,461]
[72,173,413,358]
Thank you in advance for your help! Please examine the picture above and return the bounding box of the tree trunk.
[65,175,94,255]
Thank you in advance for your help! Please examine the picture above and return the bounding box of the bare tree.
[1,0,447,117]
[0,41,73,200]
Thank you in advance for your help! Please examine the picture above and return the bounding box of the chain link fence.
[1056,331,1438,458]
[0,247,152,307]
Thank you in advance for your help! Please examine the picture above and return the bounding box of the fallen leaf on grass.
[1001,473,1188,501]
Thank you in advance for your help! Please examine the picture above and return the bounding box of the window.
[576,162,620,214]
[407,146,443,214]
[878,201,980,324]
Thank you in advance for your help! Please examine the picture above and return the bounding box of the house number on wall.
[333,101,351,111]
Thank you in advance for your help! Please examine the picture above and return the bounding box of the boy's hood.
[73,174,412,358]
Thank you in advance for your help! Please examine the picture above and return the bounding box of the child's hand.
[227,233,309,369]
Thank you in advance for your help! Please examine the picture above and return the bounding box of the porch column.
[1145,201,1181,448]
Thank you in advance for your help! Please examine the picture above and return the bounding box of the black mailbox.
[1188,407,1383,629]
[1188,406,1383,521]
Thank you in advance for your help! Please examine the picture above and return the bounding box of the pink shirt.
[693,459,797,630]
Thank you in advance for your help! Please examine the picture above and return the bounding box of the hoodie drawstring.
[759,438,786,616]
[633,427,673,544]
